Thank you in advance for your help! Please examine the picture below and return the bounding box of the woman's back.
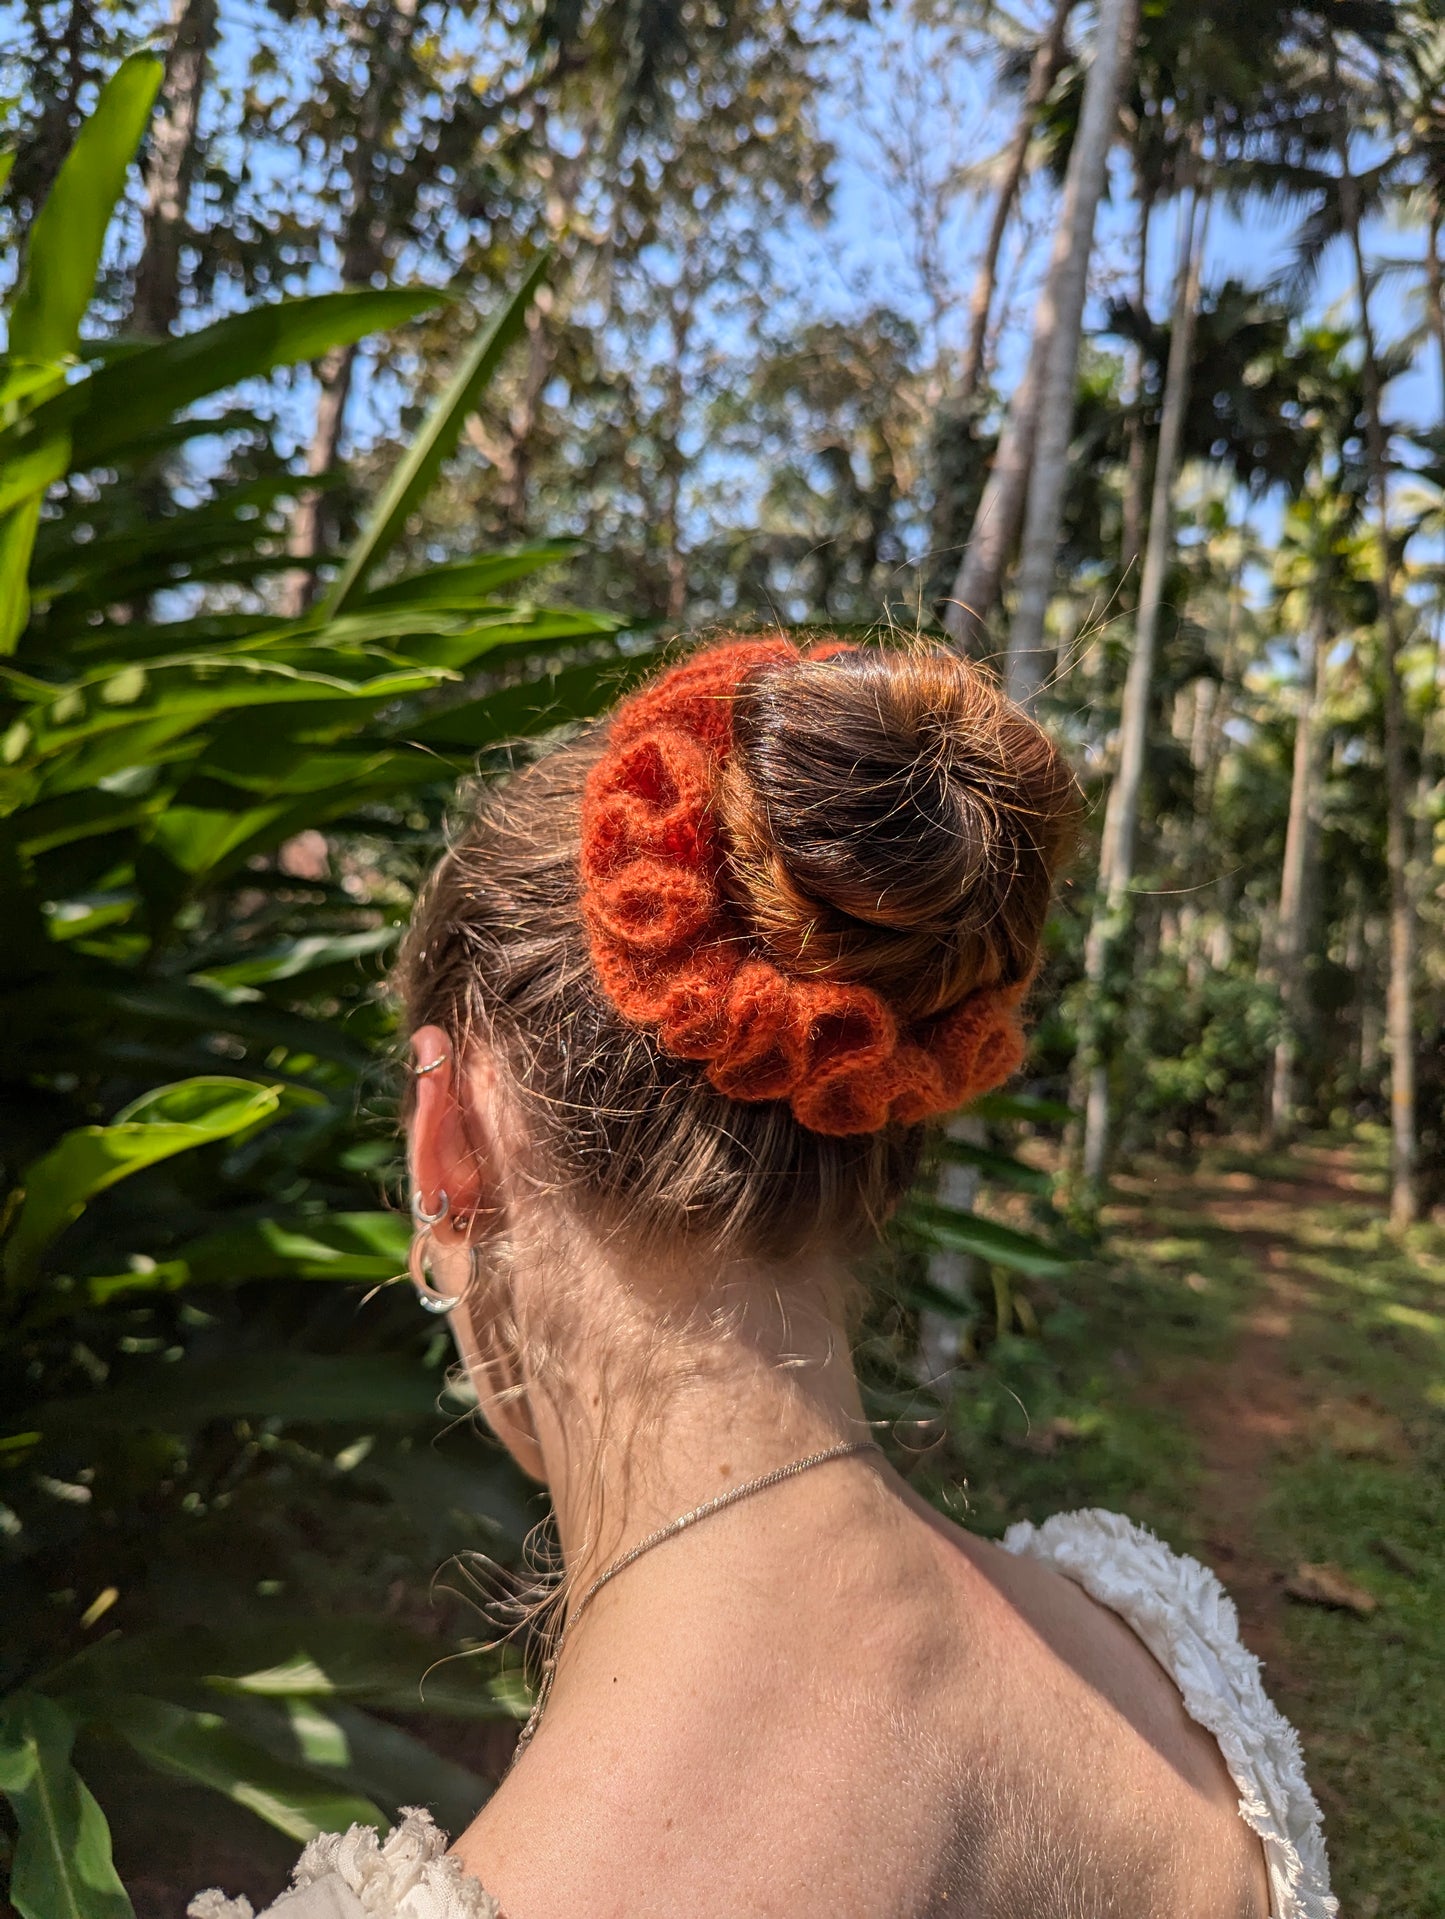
[454,1468,1271,1919]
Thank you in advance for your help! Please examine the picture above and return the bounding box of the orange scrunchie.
[579,639,1032,1136]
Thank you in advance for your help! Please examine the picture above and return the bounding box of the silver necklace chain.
[513,1437,882,1754]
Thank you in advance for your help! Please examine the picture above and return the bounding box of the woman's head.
[396,637,1079,1266]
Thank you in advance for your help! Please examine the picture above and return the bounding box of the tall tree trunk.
[957,0,1076,410]
[1121,189,1153,588]
[279,344,360,614]
[1196,562,1242,825]
[944,0,1137,657]
[1334,73,1418,1228]
[1425,202,1445,409]
[1004,0,1141,701]
[1077,189,1207,1185]
[280,0,420,614]
[14,3,96,241]
[659,283,697,623]
[942,298,1046,651]
[919,1114,988,1387]
[1267,605,1330,1142]
[499,301,555,537]
[128,0,219,338]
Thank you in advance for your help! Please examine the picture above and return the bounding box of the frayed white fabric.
[188,1894,256,1919]
[187,1809,498,1919]
[1003,1508,1337,1919]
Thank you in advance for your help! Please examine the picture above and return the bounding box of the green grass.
[920,1132,1445,1919]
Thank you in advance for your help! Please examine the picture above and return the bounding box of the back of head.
[395,638,1079,1259]
[721,648,1074,1019]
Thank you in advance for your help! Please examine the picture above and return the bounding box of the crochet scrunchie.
[579,638,1033,1137]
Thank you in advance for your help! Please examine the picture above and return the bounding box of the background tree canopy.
[1,2,1442,1913]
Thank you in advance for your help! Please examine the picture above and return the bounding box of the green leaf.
[326,255,550,613]
[52,1619,526,1725]
[97,979,371,1071]
[30,470,312,606]
[0,358,70,411]
[194,926,399,989]
[0,433,71,516]
[0,1692,133,1919]
[98,1693,384,1845]
[901,1272,981,1325]
[936,1137,1055,1196]
[408,648,654,751]
[900,1199,1070,1276]
[360,544,581,609]
[967,1091,1073,1125]
[8,54,163,363]
[31,1352,457,1434]
[343,1437,538,1550]
[0,495,42,653]
[86,1212,412,1301]
[202,1627,522,1720]
[4,1078,290,1284]
[282,1702,487,1831]
[184,1210,411,1282]
[17,645,447,753]
[190,1693,488,1834]
[4,289,443,477]
[145,796,310,878]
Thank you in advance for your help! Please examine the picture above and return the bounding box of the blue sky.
[814,6,1438,429]
[5,0,1438,582]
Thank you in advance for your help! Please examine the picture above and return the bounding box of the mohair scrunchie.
[579,639,1033,1136]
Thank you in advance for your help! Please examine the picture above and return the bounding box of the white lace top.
[189,1509,1336,1919]
[1003,1510,1336,1919]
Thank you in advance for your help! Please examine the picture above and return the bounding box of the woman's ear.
[408,1024,492,1234]
[406,1027,548,1484]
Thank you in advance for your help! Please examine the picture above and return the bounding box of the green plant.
[0,60,1083,1910]
[855,1092,1080,1447]
[0,58,643,1913]
[1132,959,1281,1144]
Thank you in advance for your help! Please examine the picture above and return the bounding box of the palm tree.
[1391,13,1445,401]
[128,0,219,338]
[1326,34,1421,1226]
[1266,502,1343,1140]
[957,0,1078,410]
[1077,186,1208,1178]
[1260,328,1372,1137]
[1062,1,1404,1188]
[1231,9,1417,1215]
[943,0,1139,656]
[280,0,425,612]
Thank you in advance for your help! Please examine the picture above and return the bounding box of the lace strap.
[1003,1508,1337,1919]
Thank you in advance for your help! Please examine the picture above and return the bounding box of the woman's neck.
[519,1243,870,1593]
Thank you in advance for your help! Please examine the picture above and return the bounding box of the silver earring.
[413,1055,447,1077]
[408,1227,465,1315]
[411,1188,448,1228]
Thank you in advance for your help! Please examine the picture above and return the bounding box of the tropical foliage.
[0,59,639,1912]
[3,0,1444,1908]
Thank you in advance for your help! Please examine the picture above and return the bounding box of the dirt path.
[1050,1138,1442,1911]
[1111,1145,1379,1669]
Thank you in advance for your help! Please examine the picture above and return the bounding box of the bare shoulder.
[908,1496,1271,1917]
[453,1492,1269,1919]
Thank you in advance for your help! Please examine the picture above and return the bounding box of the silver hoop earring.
[411,1188,448,1229]
[408,1227,466,1315]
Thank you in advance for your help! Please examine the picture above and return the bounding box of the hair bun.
[717,646,1079,1022]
